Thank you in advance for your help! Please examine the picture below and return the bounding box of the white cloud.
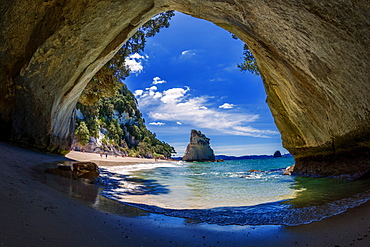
[125,53,147,73]
[224,126,278,137]
[152,77,166,85]
[142,86,163,99]
[210,77,226,82]
[134,89,144,97]
[176,122,182,125]
[146,86,158,91]
[129,53,145,59]
[153,92,163,99]
[135,85,278,138]
[219,103,235,109]
[160,87,190,104]
[149,122,165,126]
[125,59,143,73]
[181,50,196,57]
[224,64,238,72]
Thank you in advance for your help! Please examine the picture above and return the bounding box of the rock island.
[182,130,215,162]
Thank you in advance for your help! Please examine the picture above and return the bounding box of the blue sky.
[124,12,287,157]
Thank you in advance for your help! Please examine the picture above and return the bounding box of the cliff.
[183,130,215,162]
[73,84,176,159]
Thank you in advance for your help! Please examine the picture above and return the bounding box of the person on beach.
[105,152,108,158]
[100,152,102,158]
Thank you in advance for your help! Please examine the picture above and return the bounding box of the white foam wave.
[100,161,184,175]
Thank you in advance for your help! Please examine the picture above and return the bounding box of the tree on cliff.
[230,33,260,76]
[74,121,90,146]
[76,84,176,158]
[238,44,260,76]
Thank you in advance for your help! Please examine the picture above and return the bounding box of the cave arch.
[0,0,369,178]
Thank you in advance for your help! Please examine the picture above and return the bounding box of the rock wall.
[183,130,215,162]
[0,0,369,177]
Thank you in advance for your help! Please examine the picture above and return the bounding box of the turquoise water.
[98,158,370,226]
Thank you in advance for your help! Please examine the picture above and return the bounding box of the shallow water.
[97,158,370,226]
[33,158,370,226]
[99,158,297,209]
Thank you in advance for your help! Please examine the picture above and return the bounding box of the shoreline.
[1,141,369,246]
[66,150,173,166]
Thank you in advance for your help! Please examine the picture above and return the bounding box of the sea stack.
[182,130,215,162]
[273,150,282,158]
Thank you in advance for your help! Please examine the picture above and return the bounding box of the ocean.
[98,157,370,226]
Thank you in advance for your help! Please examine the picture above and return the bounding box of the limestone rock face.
[71,137,127,156]
[183,130,215,162]
[0,0,369,177]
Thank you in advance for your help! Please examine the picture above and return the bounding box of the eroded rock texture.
[183,130,215,162]
[0,0,369,177]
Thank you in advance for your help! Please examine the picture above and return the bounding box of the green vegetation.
[238,43,260,76]
[76,84,176,158]
[74,11,176,159]
[74,121,90,146]
[230,33,260,76]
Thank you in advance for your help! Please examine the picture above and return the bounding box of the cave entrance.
[62,6,368,225]
[70,11,301,216]
[1,1,368,178]
[1,0,370,235]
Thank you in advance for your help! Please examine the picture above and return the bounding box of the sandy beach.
[66,150,171,166]
[1,141,370,247]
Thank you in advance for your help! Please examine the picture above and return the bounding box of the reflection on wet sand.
[32,161,150,218]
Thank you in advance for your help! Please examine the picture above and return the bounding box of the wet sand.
[0,141,369,246]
